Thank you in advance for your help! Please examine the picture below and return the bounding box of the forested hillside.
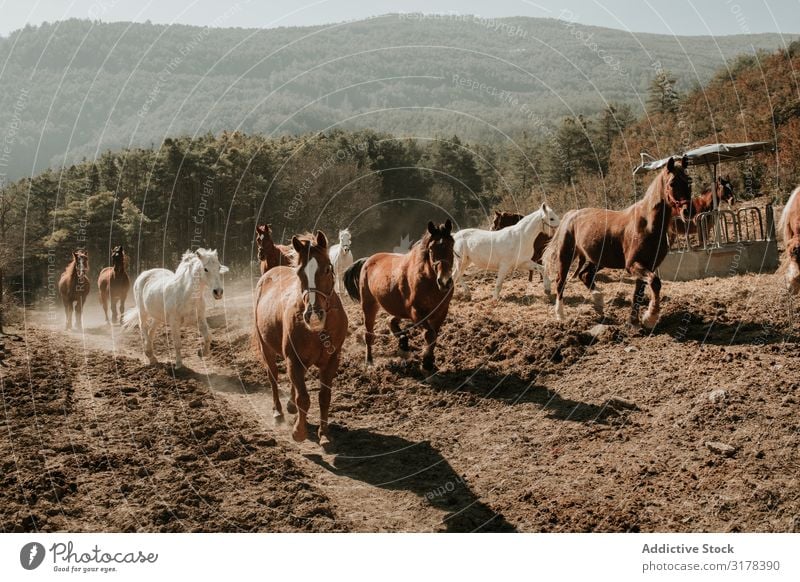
[0,16,792,181]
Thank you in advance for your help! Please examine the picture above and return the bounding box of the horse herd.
[54,160,800,444]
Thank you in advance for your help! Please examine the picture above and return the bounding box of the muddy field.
[1,267,799,532]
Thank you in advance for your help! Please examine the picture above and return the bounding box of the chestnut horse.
[670,176,734,245]
[780,186,800,294]
[491,210,552,282]
[58,250,90,331]
[254,231,348,445]
[255,224,294,273]
[545,156,692,328]
[344,220,455,372]
[98,245,130,325]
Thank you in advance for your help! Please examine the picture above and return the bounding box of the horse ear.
[315,230,328,249]
[442,219,452,236]
[427,221,437,236]
[256,224,265,234]
[292,236,306,255]
[666,157,675,172]
[494,210,501,216]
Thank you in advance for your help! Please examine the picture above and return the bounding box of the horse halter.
[301,287,338,312]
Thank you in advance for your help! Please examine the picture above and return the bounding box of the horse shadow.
[179,368,268,395]
[306,427,516,532]
[423,368,629,424]
[655,310,794,345]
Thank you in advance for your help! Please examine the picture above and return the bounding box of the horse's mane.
[65,251,87,278]
[779,186,800,241]
[177,248,215,274]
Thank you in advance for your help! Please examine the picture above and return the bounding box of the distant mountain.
[0,15,793,181]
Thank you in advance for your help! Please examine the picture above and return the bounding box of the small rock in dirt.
[624,345,638,353]
[216,448,238,461]
[705,441,738,457]
[257,437,277,447]
[607,396,637,410]
[188,399,204,409]
[709,389,728,403]
[755,450,765,459]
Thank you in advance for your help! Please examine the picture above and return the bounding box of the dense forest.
[0,16,793,181]
[1,24,799,324]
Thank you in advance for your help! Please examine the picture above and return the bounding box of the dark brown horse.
[98,245,130,325]
[491,210,552,281]
[345,220,455,372]
[254,231,348,445]
[255,224,294,273]
[780,186,800,294]
[670,176,734,245]
[58,250,90,331]
[545,156,692,328]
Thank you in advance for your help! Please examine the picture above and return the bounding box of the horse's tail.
[543,210,577,282]
[120,307,139,330]
[344,258,366,302]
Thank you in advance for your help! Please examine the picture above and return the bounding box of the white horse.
[452,203,561,300]
[328,229,354,294]
[122,248,228,369]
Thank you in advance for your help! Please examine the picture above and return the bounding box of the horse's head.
[491,211,523,231]
[255,224,273,260]
[73,250,89,279]
[338,229,352,254]
[293,231,334,332]
[424,219,455,291]
[664,156,693,216]
[194,248,228,299]
[718,177,735,206]
[786,237,800,295]
[111,245,125,269]
[539,203,561,234]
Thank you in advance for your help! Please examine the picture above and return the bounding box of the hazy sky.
[1,0,798,37]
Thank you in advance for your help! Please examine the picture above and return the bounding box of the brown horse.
[780,186,800,294]
[545,156,692,328]
[491,210,552,281]
[344,220,455,372]
[255,224,294,273]
[254,231,348,445]
[98,245,130,325]
[58,250,91,331]
[670,176,734,245]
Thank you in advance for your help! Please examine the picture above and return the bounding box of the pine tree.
[647,70,680,114]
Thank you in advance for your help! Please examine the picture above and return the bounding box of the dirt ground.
[1,266,799,532]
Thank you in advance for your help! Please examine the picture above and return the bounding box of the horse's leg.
[197,314,211,357]
[287,357,310,442]
[578,262,603,315]
[493,264,511,300]
[628,264,661,328]
[362,293,379,368]
[420,319,440,373]
[64,300,72,331]
[452,252,471,300]
[523,259,551,296]
[317,355,340,447]
[110,295,119,326]
[75,297,84,331]
[389,316,410,355]
[169,318,183,369]
[257,338,283,420]
[629,279,647,329]
[101,288,110,325]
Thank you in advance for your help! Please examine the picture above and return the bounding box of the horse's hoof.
[292,424,308,442]
[641,312,659,330]
[396,349,412,360]
[174,363,183,370]
[273,410,284,423]
[319,434,332,449]
[286,401,298,414]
